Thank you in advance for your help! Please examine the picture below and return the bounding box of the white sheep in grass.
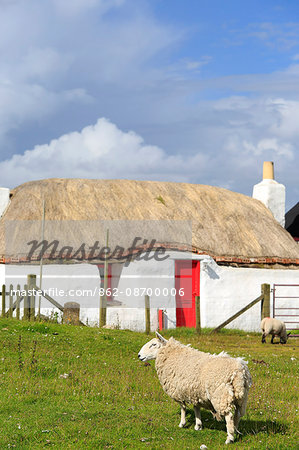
[138,332,252,445]
[261,317,290,344]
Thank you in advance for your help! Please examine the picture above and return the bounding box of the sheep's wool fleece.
[155,338,251,419]
[261,318,287,338]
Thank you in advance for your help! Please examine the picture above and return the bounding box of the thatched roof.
[1,178,298,264]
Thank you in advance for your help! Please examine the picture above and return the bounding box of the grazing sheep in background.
[138,332,252,445]
[261,317,290,344]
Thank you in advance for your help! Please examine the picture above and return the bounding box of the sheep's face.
[281,332,291,344]
[138,336,167,361]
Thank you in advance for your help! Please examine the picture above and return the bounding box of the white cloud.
[0,81,91,146]
[0,0,298,209]
[0,0,179,152]
[243,138,294,159]
[17,48,71,81]
[0,118,210,187]
[243,22,299,51]
[1,99,297,211]
[269,98,299,139]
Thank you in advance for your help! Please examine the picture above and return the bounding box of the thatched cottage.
[0,164,298,331]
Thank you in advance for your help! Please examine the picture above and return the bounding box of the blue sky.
[0,0,298,209]
[153,0,298,73]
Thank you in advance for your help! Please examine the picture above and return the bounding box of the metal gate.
[273,284,299,332]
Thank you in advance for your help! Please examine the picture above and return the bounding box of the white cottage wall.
[107,307,159,331]
[0,188,10,218]
[200,262,299,331]
[110,253,175,308]
[106,252,177,331]
[2,255,297,332]
[1,263,101,324]
[0,251,179,330]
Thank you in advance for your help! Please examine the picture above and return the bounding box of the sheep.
[261,317,291,344]
[138,332,252,445]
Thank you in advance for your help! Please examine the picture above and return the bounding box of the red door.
[175,260,200,327]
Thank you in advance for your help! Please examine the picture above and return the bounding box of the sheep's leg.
[225,412,235,444]
[271,334,275,344]
[178,403,186,428]
[234,407,241,431]
[261,332,266,343]
[194,405,202,430]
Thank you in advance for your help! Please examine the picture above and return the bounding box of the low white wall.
[200,261,299,331]
[105,251,178,331]
[1,251,179,330]
[108,252,175,310]
[2,263,101,324]
[107,308,159,332]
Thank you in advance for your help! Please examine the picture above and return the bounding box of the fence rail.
[0,274,66,322]
[211,283,270,333]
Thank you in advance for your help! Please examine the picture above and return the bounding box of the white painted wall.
[200,261,299,331]
[105,251,198,331]
[109,252,175,310]
[0,188,10,218]
[2,263,101,324]
[2,255,298,332]
[0,251,180,330]
[107,307,159,331]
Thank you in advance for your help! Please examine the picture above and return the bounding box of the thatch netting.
[0,178,298,261]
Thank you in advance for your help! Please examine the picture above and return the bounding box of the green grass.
[0,320,298,449]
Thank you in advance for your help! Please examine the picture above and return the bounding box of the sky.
[0,0,298,209]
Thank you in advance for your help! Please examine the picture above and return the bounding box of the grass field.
[0,319,298,449]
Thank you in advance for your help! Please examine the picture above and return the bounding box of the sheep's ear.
[155,331,167,344]
[287,332,291,337]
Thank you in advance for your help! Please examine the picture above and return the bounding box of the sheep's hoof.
[179,422,185,428]
[194,425,202,431]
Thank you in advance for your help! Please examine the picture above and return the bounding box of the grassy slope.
[0,320,298,449]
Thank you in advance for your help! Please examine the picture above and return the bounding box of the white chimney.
[252,162,285,227]
[0,188,10,218]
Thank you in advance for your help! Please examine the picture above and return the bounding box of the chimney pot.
[263,161,274,180]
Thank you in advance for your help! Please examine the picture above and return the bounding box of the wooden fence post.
[195,296,201,334]
[27,274,36,321]
[99,295,107,327]
[145,295,150,334]
[9,284,13,318]
[23,284,29,321]
[16,284,20,320]
[1,284,6,318]
[261,283,270,320]
[99,230,109,327]
[64,302,80,325]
